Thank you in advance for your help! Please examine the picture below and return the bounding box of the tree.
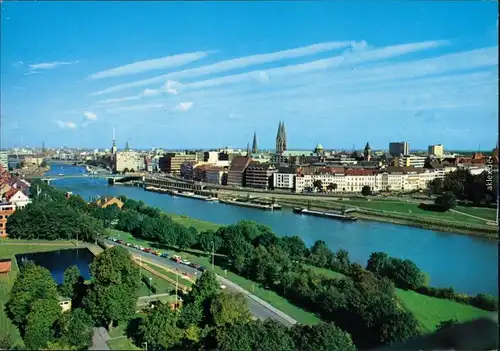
[327,183,337,192]
[429,178,444,194]
[335,249,351,273]
[6,262,60,331]
[197,230,222,254]
[59,265,81,299]
[435,191,457,211]
[257,319,296,351]
[362,185,372,196]
[366,252,391,277]
[23,298,62,350]
[291,323,356,351]
[210,292,252,327]
[137,302,182,350]
[313,179,323,192]
[40,160,48,168]
[176,226,198,251]
[279,235,307,259]
[188,270,220,304]
[436,318,459,331]
[390,259,425,290]
[179,300,204,328]
[122,168,129,174]
[56,309,94,349]
[85,246,140,330]
[309,240,334,268]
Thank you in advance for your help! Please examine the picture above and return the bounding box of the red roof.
[4,188,20,202]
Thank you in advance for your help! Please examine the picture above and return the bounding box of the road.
[104,240,296,327]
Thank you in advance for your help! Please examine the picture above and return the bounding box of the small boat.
[58,173,64,176]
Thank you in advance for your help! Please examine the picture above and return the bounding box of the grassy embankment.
[0,240,78,348]
[305,265,490,333]
[269,195,497,237]
[105,228,321,325]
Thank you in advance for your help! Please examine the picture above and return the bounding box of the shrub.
[471,294,498,312]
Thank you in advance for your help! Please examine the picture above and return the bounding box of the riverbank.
[216,190,497,238]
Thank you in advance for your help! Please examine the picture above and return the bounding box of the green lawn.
[107,337,142,350]
[140,261,193,287]
[455,206,497,221]
[326,199,490,225]
[104,230,321,325]
[138,267,175,294]
[305,264,346,280]
[168,213,221,232]
[0,242,79,348]
[396,289,489,332]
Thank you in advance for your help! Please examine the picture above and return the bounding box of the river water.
[47,165,498,296]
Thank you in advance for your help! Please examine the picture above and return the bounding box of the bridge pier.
[108,178,116,185]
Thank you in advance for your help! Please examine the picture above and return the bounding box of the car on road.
[117,240,124,244]
[198,266,207,272]
[220,285,227,289]
[171,255,181,263]
[181,260,191,266]
[143,248,152,253]
[160,253,169,258]
[189,263,201,269]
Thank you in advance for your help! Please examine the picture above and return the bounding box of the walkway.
[90,327,110,351]
[450,209,496,225]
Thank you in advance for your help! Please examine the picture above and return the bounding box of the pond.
[15,248,95,284]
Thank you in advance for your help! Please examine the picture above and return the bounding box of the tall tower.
[252,132,258,154]
[125,140,130,151]
[276,121,287,154]
[111,127,117,156]
[364,142,372,161]
[246,142,250,156]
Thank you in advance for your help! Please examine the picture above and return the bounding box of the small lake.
[15,248,95,284]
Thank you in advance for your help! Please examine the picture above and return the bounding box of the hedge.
[416,286,498,312]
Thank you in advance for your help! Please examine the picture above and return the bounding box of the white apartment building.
[115,151,145,172]
[398,155,427,168]
[295,171,381,193]
[7,190,31,209]
[273,172,296,190]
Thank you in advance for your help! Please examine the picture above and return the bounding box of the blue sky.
[1,1,498,151]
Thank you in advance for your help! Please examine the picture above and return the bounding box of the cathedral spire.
[246,142,250,156]
[252,132,258,154]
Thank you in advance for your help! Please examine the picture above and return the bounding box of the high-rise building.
[389,142,409,157]
[428,144,444,158]
[252,132,258,154]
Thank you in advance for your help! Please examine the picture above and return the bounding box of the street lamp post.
[148,277,152,297]
[212,241,215,271]
[175,269,179,308]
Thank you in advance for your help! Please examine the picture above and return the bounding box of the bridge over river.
[29,174,143,185]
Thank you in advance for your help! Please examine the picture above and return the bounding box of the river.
[47,164,498,296]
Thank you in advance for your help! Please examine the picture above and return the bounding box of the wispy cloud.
[98,40,449,104]
[87,51,211,80]
[56,120,77,129]
[96,80,182,105]
[90,41,361,95]
[29,61,79,70]
[106,103,164,114]
[174,101,194,112]
[83,111,97,121]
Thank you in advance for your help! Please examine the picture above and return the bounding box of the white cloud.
[83,111,97,120]
[29,61,79,70]
[99,40,448,104]
[56,120,77,129]
[106,103,164,114]
[175,102,194,112]
[90,41,360,95]
[96,80,182,105]
[87,51,211,80]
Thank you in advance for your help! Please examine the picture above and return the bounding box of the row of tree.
[428,169,497,206]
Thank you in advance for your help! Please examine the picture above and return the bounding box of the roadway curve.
[104,240,297,327]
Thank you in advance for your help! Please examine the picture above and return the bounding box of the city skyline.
[1,1,498,150]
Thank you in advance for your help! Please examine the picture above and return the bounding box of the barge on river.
[219,198,281,211]
[293,208,358,221]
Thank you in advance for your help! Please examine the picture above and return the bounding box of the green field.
[138,267,175,294]
[107,337,142,350]
[396,289,489,332]
[305,264,346,280]
[140,261,193,287]
[455,207,497,221]
[105,230,321,325]
[325,199,491,225]
[0,241,79,348]
[168,213,221,232]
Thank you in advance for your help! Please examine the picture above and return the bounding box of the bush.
[470,293,498,312]
[142,276,157,294]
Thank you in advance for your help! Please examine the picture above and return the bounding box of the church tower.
[364,142,372,161]
[276,121,287,154]
[111,127,117,156]
[252,132,258,154]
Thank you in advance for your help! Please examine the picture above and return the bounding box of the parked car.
[190,263,201,269]
[117,240,124,244]
[160,253,169,258]
[153,251,161,256]
[181,260,191,265]
[171,255,181,263]
[220,285,227,289]
[198,266,206,272]
[143,248,152,253]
